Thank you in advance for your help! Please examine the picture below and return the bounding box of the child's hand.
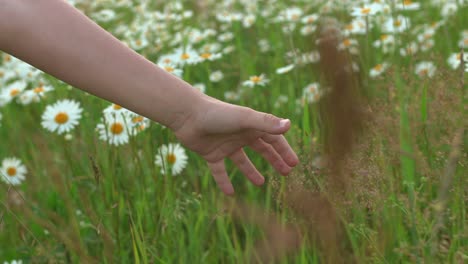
[173,96,299,195]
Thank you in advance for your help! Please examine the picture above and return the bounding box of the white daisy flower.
[209,71,224,82]
[276,64,295,74]
[224,91,240,101]
[370,63,390,78]
[157,62,183,77]
[302,83,323,103]
[155,143,188,176]
[396,0,421,11]
[96,114,131,146]
[192,83,206,93]
[415,61,436,78]
[0,80,27,106]
[41,99,83,135]
[0,157,27,186]
[447,52,468,69]
[383,15,411,33]
[243,74,269,87]
[350,4,382,17]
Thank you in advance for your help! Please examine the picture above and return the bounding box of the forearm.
[0,0,204,130]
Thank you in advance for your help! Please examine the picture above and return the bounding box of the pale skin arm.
[0,0,299,195]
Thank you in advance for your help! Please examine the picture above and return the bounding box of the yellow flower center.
[5,55,11,62]
[306,17,315,23]
[34,86,44,93]
[164,66,174,72]
[10,89,19,97]
[110,123,124,135]
[166,153,176,164]
[381,34,388,40]
[361,8,371,14]
[181,53,190,60]
[403,0,412,5]
[345,24,354,30]
[250,76,261,83]
[291,14,299,20]
[374,64,383,71]
[343,39,352,47]
[54,112,69,124]
[132,116,144,123]
[394,20,402,27]
[163,58,172,64]
[136,40,142,46]
[113,104,122,110]
[200,53,212,59]
[6,167,16,176]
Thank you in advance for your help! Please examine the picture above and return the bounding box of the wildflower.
[96,114,131,146]
[258,39,271,53]
[301,14,319,24]
[192,83,206,93]
[338,38,359,54]
[277,7,303,23]
[218,32,234,42]
[415,61,436,78]
[300,24,317,36]
[171,46,200,66]
[243,74,269,87]
[373,34,396,54]
[344,18,367,35]
[276,64,295,74]
[369,63,389,78]
[0,80,27,106]
[302,83,322,103]
[157,62,183,77]
[92,9,116,22]
[128,35,149,51]
[209,71,224,82]
[383,15,411,33]
[155,143,188,175]
[350,4,382,17]
[400,42,418,56]
[0,157,27,186]
[41,99,83,135]
[224,91,240,101]
[396,0,421,11]
[242,14,256,28]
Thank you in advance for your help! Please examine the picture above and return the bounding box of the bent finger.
[208,160,235,195]
[262,134,299,167]
[230,149,265,186]
[250,138,292,176]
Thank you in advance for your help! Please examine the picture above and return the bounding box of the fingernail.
[279,119,290,128]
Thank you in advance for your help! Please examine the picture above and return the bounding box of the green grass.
[1,1,467,263]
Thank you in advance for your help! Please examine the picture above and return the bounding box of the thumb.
[245,110,291,134]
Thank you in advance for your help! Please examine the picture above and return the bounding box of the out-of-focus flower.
[383,15,411,33]
[276,64,295,74]
[370,63,390,78]
[155,143,188,176]
[302,83,323,103]
[0,157,27,186]
[209,71,224,82]
[243,74,269,87]
[0,80,27,107]
[415,61,436,78]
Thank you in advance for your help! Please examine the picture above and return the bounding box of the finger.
[207,160,235,195]
[262,134,299,167]
[250,138,292,176]
[240,108,291,134]
[229,149,265,186]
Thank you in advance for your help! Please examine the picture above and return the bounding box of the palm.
[174,100,299,195]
